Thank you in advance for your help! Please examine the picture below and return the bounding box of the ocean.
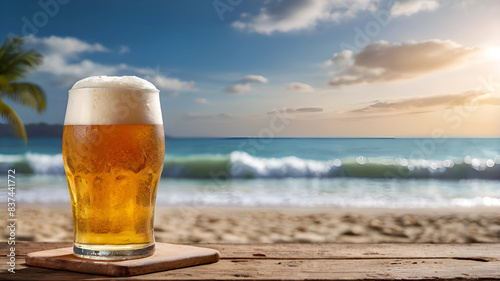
[1,137,500,208]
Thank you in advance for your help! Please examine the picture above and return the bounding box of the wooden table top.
[2,242,500,280]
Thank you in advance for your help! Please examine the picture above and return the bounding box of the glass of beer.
[62,76,165,260]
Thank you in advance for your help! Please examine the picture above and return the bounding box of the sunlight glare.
[485,46,500,60]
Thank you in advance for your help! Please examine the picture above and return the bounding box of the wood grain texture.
[202,243,500,260]
[24,243,220,276]
[1,242,500,280]
[10,242,500,260]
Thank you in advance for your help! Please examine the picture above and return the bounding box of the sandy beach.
[2,205,500,244]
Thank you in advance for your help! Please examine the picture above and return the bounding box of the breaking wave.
[2,151,499,180]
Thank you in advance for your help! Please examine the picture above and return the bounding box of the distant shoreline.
[0,123,171,138]
[0,123,63,138]
[0,124,498,139]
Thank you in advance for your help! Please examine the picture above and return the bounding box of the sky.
[1,0,500,137]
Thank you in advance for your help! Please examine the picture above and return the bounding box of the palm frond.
[3,82,46,113]
[0,76,8,90]
[0,99,27,143]
[0,36,45,143]
[0,36,43,83]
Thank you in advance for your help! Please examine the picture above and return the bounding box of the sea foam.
[2,151,500,180]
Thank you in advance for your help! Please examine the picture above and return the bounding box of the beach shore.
[2,205,500,243]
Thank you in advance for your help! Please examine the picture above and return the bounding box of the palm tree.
[0,36,46,143]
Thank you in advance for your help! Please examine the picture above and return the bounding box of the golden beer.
[62,76,164,260]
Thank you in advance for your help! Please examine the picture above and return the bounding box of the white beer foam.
[64,76,163,125]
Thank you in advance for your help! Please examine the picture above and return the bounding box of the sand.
[2,205,500,244]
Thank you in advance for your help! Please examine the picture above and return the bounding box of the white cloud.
[323,50,353,67]
[286,82,315,92]
[25,35,108,58]
[267,107,323,115]
[232,0,379,35]
[185,112,233,120]
[150,75,198,92]
[241,74,269,83]
[34,49,123,86]
[329,40,478,86]
[226,83,252,94]
[226,74,269,94]
[195,98,209,104]
[25,35,198,92]
[391,0,439,17]
[346,90,497,115]
[119,45,130,54]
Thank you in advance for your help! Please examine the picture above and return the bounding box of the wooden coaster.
[25,243,220,276]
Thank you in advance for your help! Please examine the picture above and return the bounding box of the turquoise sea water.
[1,137,500,208]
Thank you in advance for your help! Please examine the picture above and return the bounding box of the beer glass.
[62,76,165,260]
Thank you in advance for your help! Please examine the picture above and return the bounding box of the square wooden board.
[25,243,220,276]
